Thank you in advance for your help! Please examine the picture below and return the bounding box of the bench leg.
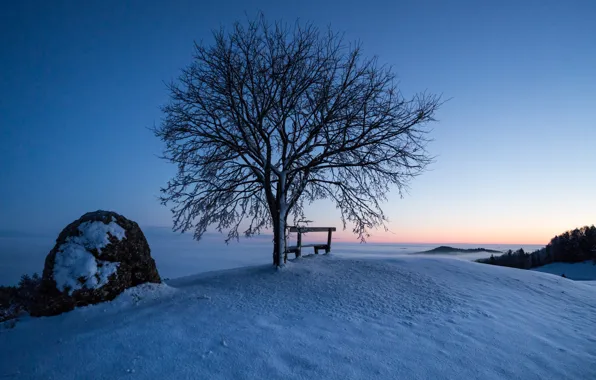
[314,247,319,254]
[296,232,302,258]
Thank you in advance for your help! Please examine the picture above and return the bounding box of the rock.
[31,211,160,316]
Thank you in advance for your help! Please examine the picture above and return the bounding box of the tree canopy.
[155,15,441,266]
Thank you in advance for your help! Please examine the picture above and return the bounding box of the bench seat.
[286,244,329,253]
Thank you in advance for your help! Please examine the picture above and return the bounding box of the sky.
[1,0,594,245]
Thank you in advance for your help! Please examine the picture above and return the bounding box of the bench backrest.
[288,226,336,233]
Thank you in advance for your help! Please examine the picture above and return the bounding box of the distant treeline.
[477,225,596,270]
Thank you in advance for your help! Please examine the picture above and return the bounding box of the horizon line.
[0,225,547,247]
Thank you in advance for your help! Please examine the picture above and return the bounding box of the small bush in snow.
[0,286,19,322]
[0,273,41,323]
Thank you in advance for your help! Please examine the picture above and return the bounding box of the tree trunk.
[272,171,288,267]
[272,216,281,267]
[272,213,287,267]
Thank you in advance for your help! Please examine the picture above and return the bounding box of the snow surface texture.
[1,255,595,380]
[532,260,596,281]
[53,218,126,295]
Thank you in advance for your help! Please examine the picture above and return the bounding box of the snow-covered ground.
[532,260,596,281]
[1,255,595,379]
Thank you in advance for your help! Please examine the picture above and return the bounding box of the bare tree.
[155,14,441,267]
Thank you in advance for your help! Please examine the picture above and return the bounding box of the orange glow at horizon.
[302,198,595,248]
[330,228,553,246]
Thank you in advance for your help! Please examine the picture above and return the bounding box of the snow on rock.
[72,218,126,252]
[53,218,125,295]
[53,246,119,295]
[3,255,596,380]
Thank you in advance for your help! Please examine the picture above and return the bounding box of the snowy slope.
[1,255,595,380]
[531,260,596,281]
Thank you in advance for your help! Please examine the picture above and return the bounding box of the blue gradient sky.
[1,0,594,244]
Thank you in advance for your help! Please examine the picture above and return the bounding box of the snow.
[53,218,126,294]
[73,218,127,252]
[532,260,596,281]
[2,254,595,379]
[53,245,119,294]
[106,282,177,308]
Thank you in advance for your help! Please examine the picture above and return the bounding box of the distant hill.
[420,246,502,254]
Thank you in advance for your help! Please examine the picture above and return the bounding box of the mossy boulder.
[31,211,160,316]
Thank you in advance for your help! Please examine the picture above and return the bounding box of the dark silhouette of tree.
[155,14,441,266]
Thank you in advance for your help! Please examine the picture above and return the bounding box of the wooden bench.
[284,226,336,262]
